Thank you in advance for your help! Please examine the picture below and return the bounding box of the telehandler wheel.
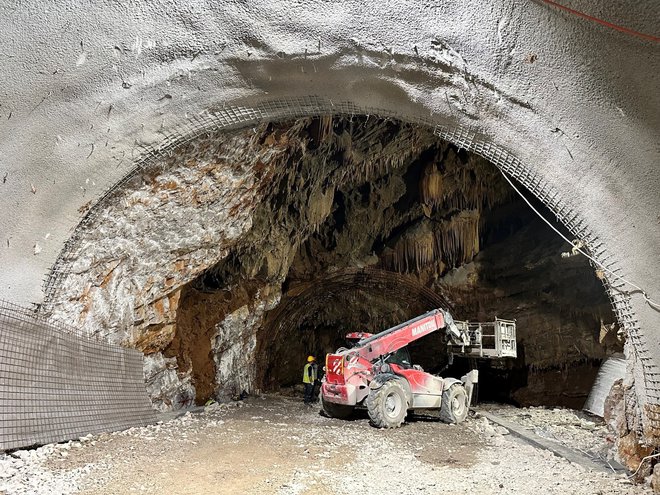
[321,398,354,419]
[366,379,408,428]
[439,383,469,424]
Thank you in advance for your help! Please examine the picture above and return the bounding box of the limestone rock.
[133,323,176,355]
[143,352,195,411]
[604,379,627,438]
[652,463,660,493]
[212,291,280,398]
[618,431,653,474]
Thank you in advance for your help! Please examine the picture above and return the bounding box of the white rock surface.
[213,290,281,397]
[143,352,196,411]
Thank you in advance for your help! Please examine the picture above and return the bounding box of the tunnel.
[1,0,658,477]
[174,116,620,409]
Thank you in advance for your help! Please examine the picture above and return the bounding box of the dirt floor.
[0,396,653,495]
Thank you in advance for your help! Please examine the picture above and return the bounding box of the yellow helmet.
[307,355,316,362]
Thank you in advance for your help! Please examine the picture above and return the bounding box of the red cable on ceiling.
[540,0,660,43]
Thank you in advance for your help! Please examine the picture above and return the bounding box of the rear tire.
[321,398,354,419]
[439,383,468,424]
[366,379,408,428]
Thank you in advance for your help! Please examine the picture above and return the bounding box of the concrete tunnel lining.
[2,1,658,307]
[0,0,658,450]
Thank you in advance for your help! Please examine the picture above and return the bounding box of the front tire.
[322,398,354,419]
[439,383,469,424]
[366,379,408,428]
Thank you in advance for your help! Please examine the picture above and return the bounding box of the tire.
[439,383,469,424]
[366,379,408,428]
[322,398,354,419]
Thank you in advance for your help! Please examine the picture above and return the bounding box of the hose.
[539,0,660,43]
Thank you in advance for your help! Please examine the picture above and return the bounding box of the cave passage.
[168,116,621,409]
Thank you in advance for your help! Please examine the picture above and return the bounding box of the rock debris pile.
[0,435,95,495]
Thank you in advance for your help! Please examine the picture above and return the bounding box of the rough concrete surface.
[0,0,657,301]
[0,397,653,495]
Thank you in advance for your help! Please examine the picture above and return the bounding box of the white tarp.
[583,354,626,417]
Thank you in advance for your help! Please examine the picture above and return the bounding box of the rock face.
[46,116,619,412]
[652,464,660,493]
[143,353,195,412]
[604,376,656,476]
[47,129,285,345]
[0,0,657,472]
[212,290,280,398]
[174,116,618,409]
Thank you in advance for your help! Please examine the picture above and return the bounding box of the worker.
[303,355,318,405]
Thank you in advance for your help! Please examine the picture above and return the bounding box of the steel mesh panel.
[0,300,156,451]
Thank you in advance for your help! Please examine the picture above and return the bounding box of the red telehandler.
[320,309,516,428]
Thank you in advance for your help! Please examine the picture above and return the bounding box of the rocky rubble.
[480,403,612,457]
[0,397,653,494]
[0,435,96,495]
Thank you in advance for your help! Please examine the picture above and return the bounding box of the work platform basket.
[450,318,517,359]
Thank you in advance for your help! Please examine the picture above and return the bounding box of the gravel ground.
[480,403,613,459]
[0,396,651,495]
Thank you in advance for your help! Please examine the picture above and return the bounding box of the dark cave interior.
[166,115,621,409]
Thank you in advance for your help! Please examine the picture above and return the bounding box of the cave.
[160,115,621,410]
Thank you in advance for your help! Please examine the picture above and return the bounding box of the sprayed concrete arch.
[0,1,658,440]
[37,100,660,430]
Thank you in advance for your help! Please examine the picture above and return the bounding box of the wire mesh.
[0,300,156,451]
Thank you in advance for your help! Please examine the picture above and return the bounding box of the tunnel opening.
[164,115,621,409]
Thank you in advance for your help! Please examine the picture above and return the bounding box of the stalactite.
[317,115,334,144]
[307,186,335,231]
[383,220,437,273]
[382,211,481,274]
[420,162,444,207]
[437,150,513,212]
[435,210,481,268]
